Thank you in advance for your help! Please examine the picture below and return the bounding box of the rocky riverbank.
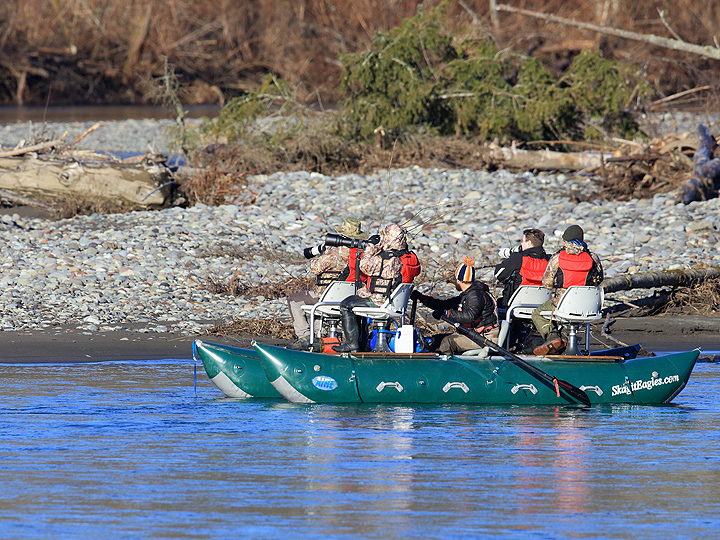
[0,162,718,336]
[0,115,718,353]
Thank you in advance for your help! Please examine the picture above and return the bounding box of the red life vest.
[346,248,366,289]
[400,251,421,283]
[365,250,421,297]
[557,250,594,287]
[519,256,548,286]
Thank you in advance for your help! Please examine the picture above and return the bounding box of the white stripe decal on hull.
[270,376,316,404]
[211,372,252,398]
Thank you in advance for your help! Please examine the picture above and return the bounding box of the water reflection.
[0,362,718,539]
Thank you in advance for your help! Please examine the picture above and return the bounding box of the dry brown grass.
[2,1,719,107]
[202,317,296,339]
[187,129,488,182]
[205,274,314,300]
[54,193,139,218]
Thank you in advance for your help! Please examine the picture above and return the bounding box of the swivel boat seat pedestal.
[352,283,414,352]
[539,286,604,355]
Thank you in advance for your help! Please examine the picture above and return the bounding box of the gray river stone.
[0,162,716,336]
[0,115,718,336]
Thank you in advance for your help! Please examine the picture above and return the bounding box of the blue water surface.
[1,361,718,540]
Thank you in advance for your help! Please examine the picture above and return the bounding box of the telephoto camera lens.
[303,244,326,259]
[324,233,369,250]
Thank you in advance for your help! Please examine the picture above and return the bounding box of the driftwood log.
[602,267,720,293]
[482,144,602,171]
[0,156,169,207]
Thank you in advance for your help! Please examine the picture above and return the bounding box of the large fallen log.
[481,144,602,170]
[0,156,169,207]
[602,267,720,293]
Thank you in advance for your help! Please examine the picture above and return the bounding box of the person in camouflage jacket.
[531,225,603,355]
[332,224,408,353]
[287,218,367,350]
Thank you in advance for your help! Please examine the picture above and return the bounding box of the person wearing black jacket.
[494,228,550,309]
[411,257,498,355]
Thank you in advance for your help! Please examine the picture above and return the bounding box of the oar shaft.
[440,315,591,406]
[409,298,418,325]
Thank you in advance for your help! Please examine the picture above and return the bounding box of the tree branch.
[496,4,720,61]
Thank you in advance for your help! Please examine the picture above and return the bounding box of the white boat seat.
[351,283,414,325]
[538,286,604,355]
[460,348,489,358]
[301,281,356,344]
[496,285,552,349]
[352,283,414,351]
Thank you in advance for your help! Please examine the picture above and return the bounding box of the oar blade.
[557,379,592,407]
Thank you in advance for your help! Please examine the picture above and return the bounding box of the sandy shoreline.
[0,315,718,364]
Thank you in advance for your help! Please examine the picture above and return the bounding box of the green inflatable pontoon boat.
[195,339,699,406]
[254,344,699,406]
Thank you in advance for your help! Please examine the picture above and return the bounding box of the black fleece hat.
[562,225,584,242]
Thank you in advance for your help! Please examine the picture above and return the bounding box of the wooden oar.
[440,315,591,407]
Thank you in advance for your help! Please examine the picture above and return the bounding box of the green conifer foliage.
[339,2,457,139]
[339,1,648,144]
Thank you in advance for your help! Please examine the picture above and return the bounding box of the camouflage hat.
[334,218,368,239]
[379,223,408,251]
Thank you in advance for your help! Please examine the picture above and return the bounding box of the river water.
[0,104,220,123]
[1,360,718,540]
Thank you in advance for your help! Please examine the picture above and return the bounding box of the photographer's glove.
[368,234,381,245]
[431,309,447,320]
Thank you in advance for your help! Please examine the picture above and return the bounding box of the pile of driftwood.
[0,129,184,213]
[481,127,712,203]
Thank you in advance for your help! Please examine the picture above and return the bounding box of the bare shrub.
[196,243,305,264]
[180,166,249,206]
